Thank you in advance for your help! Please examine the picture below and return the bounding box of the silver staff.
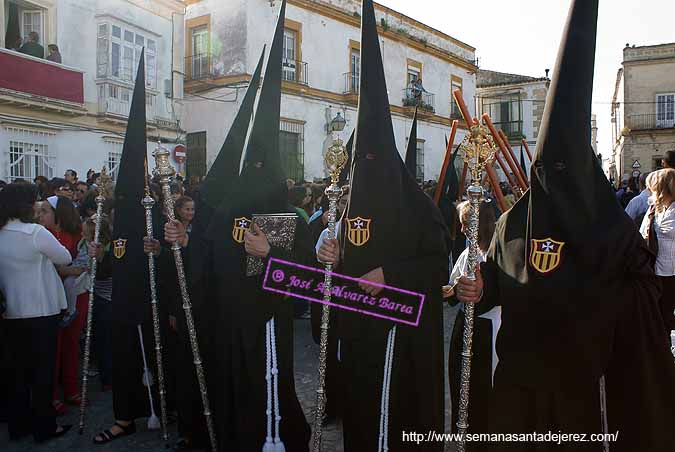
[311,136,348,452]
[152,141,217,452]
[456,122,497,452]
[141,172,169,443]
[79,166,111,434]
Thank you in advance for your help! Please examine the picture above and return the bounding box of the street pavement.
[1,304,459,451]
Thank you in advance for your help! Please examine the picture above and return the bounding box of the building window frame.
[97,20,158,88]
[104,138,123,181]
[450,75,463,119]
[348,39,361,94]
[282,19,303,83]
[415,139,425,181]
[185,14,211,81]
[4,126,56,182]
[656,93,675,128]
[279,119,305,183]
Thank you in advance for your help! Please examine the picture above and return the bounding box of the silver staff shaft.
[79,191,105,435]
[456,185,482,450]
[153,142,217,452]
[455,122,496,452]
[142,192,169,442]
[311,183,343,452]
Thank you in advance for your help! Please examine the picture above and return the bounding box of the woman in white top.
[446,200,498,439]
[640,168,675,335]
[0,183,73,443]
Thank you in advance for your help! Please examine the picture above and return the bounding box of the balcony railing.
[493,120,524,140]
[0,48,84,106]
[282,59,308,85]
[97,82,156,118]
[185,54,212,82]
[626,113,675,131]
[343,72,360,95]
[402,88,435,113]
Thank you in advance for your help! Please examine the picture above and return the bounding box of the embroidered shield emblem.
[113,238,127,259]
[530,238,565,274]
[232,217,252,244]
[346,217,371,247]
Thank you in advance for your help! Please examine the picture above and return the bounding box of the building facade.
[181,0,478,183]
[0,0,185,183]
[476,69,550,180]
[609,43,675,183]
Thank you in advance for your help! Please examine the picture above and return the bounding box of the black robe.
[156,219,214,446]
[111,206,167,423]
[339,189,448,452]
[208,199,313,452]
[480,197,675,451]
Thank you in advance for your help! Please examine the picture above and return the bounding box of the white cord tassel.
[270,317,285,452]
[137,324,160,430]
[263,320,274,452]
[263,318,285,452]
[378,326,397,452]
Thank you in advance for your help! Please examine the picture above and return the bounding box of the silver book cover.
[246,213,298,276]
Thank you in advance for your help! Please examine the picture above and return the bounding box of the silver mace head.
[152,140,175,182]
[142,190,155,208]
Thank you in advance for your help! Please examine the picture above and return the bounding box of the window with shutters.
[96,21,157,88]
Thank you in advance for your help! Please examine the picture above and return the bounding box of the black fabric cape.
[166,50,266,445]
[202,1,311,449]
[480,198,675,451]
[337,3,448,450]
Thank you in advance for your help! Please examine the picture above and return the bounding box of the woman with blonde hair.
[640,168,675,335]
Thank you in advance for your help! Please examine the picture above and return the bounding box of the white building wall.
[184,0,475,183]
[0,0,184,183]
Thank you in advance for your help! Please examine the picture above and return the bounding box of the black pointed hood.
[234,0,288,216]
[342,0,408,279]
[404,108,419,177]
[112,50,150,325]
[241,0,285,181]
[199,49,265,212]
[529,0,617,241]
[342,0,442,288]
[206,0,288,243]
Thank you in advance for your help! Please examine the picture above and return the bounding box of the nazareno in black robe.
[338,184,449,452]
[478,196,675,452]
[205,168,312,452]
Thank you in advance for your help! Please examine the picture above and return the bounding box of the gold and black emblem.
[346,217,371,247]
[113,238,127,259]
[530,238,565,274]
[232,217,252,244]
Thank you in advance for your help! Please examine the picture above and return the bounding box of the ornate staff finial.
[455,119,497,452]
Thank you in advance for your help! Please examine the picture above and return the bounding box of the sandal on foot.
[92,421,136,444]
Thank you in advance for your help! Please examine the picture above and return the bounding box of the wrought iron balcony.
[185,53,212,82]
[343,72,360,95]
[493,120,524,140]
[626,113,675,131]
[402,88,435,113]
[282,59,308,85]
